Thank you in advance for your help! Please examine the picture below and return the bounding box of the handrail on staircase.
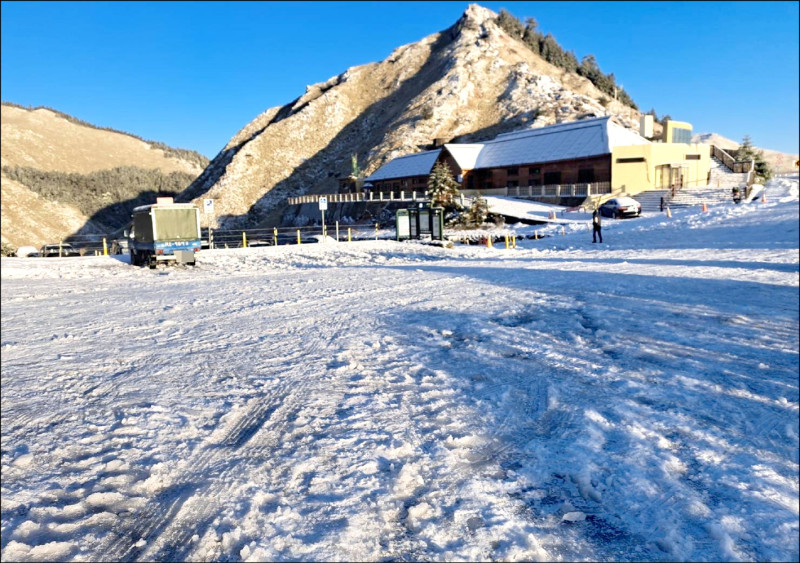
[710,144,754,176]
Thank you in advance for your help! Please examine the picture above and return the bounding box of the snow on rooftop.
[368,118,650,180]
[365,148,441,181]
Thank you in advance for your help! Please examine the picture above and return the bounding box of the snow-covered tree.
[427,162,461,210]
[736,135,772,184]
[465,193,489,227]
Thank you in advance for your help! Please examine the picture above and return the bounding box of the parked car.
[39,243,80,257]
[599,197,642,219]
[15,246,40,257]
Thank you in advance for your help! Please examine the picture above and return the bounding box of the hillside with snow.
[1,176,798,562]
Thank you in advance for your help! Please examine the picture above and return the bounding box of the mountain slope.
[179,4,645,229]
[0,104,208,248]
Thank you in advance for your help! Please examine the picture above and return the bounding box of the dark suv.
[39,243,80,257]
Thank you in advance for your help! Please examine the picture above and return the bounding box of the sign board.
[156,197,174,205]
[203,199,214,214]
[396,209,410,240]
[318,197,328,211]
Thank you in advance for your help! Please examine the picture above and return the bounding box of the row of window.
[505,167,541,176]
[616,155,702,164]
[373,166,600,191]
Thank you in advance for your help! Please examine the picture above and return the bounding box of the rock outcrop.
[179,4,644,229]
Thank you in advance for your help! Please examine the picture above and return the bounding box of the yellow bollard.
[243,232,247,248]
[297,229,301,244]
[666,206,672,218]
[103,237,108,256]
[375,223,378,240]
[348,228,352,242]
[512,235,517,249]
[534,232,538,240]
[486,236,492,248]
[59,240,63,257]
[504,234,509,249]
[274,227,278,246]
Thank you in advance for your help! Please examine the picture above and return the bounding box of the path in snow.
[1,178,798,562]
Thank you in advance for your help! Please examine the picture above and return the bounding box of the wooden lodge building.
[364,116,712,200]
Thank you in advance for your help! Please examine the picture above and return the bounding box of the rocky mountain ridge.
[178,4,647,229]
[1,104,208,247]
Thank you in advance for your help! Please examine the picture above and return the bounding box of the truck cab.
[128,198,201,268]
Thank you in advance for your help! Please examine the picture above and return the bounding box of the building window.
[685,154,701,160]
[531,167,540,175]
[672,128,691,144]
[528,178,542,187]
[508,180,519,188]
[616,157,645,163]
[578,168,595,183]
[543,171,561,185]
[507,167,519,176]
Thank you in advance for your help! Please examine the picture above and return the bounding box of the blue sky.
[1,1,798,159]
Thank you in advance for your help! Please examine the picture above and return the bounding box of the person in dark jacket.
[592,209,603,243]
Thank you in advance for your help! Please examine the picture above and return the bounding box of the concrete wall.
[611,143,711,195]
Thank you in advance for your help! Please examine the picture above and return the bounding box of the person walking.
[592,209,603,243]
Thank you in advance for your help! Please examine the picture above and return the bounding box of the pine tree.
[465,193,489,227]
[522,18,540,54]
[497,9,524,38]
[427,162,461,210]
[736,135,772,184]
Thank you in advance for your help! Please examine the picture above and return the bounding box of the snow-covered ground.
[2,177,798,562]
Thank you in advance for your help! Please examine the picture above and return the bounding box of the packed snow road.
[2,182,798,562]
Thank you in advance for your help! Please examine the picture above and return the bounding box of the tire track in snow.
[92,302,353,562]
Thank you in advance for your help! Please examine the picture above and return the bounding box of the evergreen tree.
[522,18,541,54]
[494,8,639,110]
[736,135,772,184]
[427,162,461,210]
[564,50,579,73]
[465,193,489,227]
[497,9,525,38]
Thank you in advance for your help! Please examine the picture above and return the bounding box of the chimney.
[640,114,654,138]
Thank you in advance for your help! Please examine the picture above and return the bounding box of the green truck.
[126,198,201,268]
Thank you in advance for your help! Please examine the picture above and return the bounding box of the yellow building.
[663,120,693,144]
[611,142,711,196]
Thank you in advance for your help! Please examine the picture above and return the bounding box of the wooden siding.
[366,154,612,194]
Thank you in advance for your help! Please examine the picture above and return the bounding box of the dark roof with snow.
[365,149,442,182]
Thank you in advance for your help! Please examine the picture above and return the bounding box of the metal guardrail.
[288,191,430,205]
[201,221,385,249]
[47,221,387,257]
[288,182,612,206]
[461,181,612,199]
